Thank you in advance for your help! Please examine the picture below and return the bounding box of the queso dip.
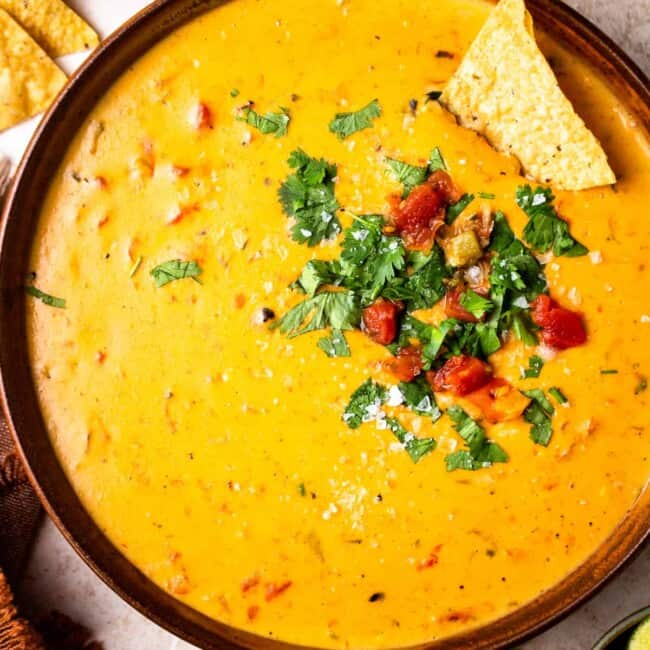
[26,0,649,647]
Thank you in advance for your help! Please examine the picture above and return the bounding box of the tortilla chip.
[440,0,615,191]
[0,9,67,131]
[0,0,98,58]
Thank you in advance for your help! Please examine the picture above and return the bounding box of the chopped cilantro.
[150,260,202,287]
[328,99,381,140]
[342,379,387,429]
[271,291,360,338]
[397,316,499,366]
[446,193,474,224]
[298,482,307,497]
[386,417,436,463]
[478,192,496,199]
[296,259,342,296]
[600,369,618,374]
[428,146,448,172]
[238,105,290,137]
[521,389,555,446]
[25,285,66,309]
[459,290,493,319]
[549,387,568,404]
[516,185,588,257]
[487,211,546,345]
[385,158,428,197]
[398,377,441,422]
[385,147,447,198]
[230,88,240,98]
[382,246,448,310]
[445,405,508,471]
[522,355,544,378]
[317,329,351,357]
[278,149,341,246]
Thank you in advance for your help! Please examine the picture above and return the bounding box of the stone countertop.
[6,0,650,648]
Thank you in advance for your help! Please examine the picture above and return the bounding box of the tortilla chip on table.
[440,0,616,191]
[0,0,98,58]
[0,8,67,132]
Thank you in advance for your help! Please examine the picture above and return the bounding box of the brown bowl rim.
[0,1,648,649]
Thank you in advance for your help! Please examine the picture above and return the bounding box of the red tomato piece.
[384,345,424,381]
[391,170,461,250]
[427,170,462,203]
[427,355,492,396]
[362,299,402,345]
[530,295,587,350]
[391,184,445,250]
[465,378,531,423]
[443,288,478,323]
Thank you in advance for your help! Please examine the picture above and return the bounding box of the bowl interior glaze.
[0,1,648,648]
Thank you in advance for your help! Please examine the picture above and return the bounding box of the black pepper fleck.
[369,592,385,603]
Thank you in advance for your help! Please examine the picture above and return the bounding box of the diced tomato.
[427,355,492,396]
[530,295,587,350]
[465,378,531,423]
[427,170,462,203]
[443,288,478,322]
[391,184,445,250]
[390,170,461,250]
[362,299,402,345]
[384,345,423,381]
[195,102,214,129]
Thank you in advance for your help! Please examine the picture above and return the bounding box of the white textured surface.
[8,1,650,648]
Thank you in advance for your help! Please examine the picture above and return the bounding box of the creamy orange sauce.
[27,0,649,647]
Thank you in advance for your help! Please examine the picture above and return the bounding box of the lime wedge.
[629,617,650,650]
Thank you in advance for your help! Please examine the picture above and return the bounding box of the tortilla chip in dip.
[440,0,615,191]
[0,0,98,58]
[0,8,67,132]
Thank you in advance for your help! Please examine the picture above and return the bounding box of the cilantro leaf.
[329,99,381,140]
[296,260,342,296]
[382,246,448,310]
[488,210,516,254]
[398,377,441,422]
[25,285,66,308]
[445,405,508,470]
[460,290,493,319]
[386,417,436,463]
[522,355,544,378]
[271,291,360,338]
[549,386,568,404]
[446,193,474,224]
[501,307,539,346]
[428,147,448,172]
[385,158,428,197]
[343,379,387,429]
[238,105,290,137]
[516,185,588,257]
[317,329,351,358]
[445,443,508,471]
[340,214,384,267]
[521,388,555,446]
[447,405,485,456]
[150,260,203,287]
[385,147,448,198]
[278,149,341,246]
